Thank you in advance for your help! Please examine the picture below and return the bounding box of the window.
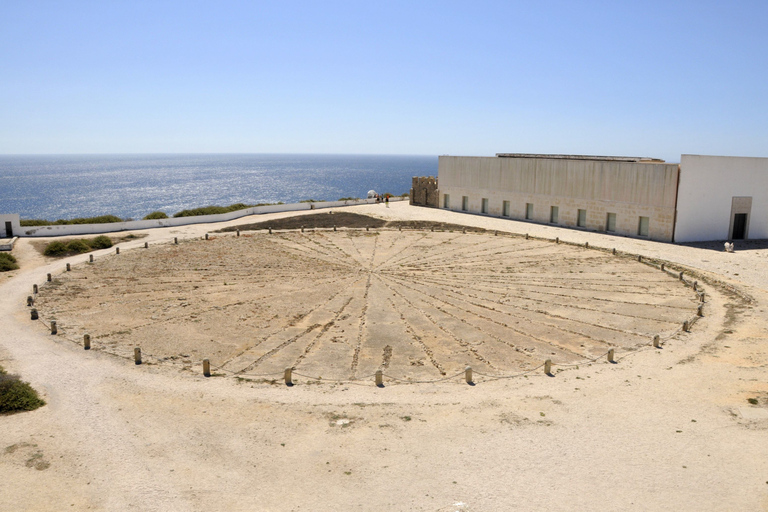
[606,212,617,232]
[502,201,510,217]
[525,203,534,220]
[577,209,587,227]
[443,194,450,209]
[481,198,489,214]
[462,196,469,211]
[638,216,649,237]
[550,206,559,224]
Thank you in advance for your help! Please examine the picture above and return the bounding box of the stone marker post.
[203,359,211,377]
[134,347,142,365]
[50,321,57,335]
[84,334,91,350]
[375,370,383,387]
[544,359,552,375]
[465,366,473,385]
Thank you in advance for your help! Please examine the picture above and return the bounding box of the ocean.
[0,154,437,221]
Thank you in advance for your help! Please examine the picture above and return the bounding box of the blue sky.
[1,0,766,161]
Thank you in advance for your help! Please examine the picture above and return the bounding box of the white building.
[432,153,768,243]
[0,214,20,239]
[674,154,768,243]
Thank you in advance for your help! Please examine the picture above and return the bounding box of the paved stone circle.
[36,230,699,380]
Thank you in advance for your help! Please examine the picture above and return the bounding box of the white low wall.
[0,237,17,251]
[18,197,405,237]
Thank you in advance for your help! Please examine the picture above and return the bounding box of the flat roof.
[495,153,665,163]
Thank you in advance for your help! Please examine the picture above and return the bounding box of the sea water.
[0,154,437,221]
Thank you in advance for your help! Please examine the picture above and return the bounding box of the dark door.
[732,213,747,240]
[4,222,11,238]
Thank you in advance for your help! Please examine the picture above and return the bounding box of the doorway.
[728,197,752,241]
[732,213,747,240]
[4,222,11,238]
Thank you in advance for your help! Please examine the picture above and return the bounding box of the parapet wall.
[410,176,439,207]
[15,197,406,238]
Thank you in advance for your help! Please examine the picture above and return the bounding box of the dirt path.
[1,203,767,511]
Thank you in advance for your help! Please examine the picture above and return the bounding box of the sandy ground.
[1,201,767,511]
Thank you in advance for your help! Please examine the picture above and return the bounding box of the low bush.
[0,253,19,271]
[173,206,230,217]
[21,215,123,226]
[43,241,68,257]
[0,367,46,413]
[43,235,113,257]
[89,235,113,249]
[65,239,91,254]
[172,202,272,218]
[143,211,168,220]
[338,197,360,201]
[19,219,51,227]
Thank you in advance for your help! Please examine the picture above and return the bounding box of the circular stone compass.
[36,230,698,381]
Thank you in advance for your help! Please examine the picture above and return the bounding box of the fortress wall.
[410,176,439,207]
[438,156,679,242]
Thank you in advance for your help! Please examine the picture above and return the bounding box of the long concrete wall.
[675,155,768,243]
[438,156,679,242]
[12,197,402,238]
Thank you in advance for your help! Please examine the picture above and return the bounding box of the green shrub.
[21,215,123,227]
[19,219,51,227]
[0,369,46,413]
[173,202,262,218]
[338,197,360,201]
[174,206,228,217]
[43,236,112,257]
[0,253,19,272]
[55,215,123,225]
[88,235,113,249]
[65,239,91,254]
[143,211,168,220]
[43,241,68,257]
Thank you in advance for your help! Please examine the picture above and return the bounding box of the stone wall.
[438,156,680,242]
[410,176,439,207]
